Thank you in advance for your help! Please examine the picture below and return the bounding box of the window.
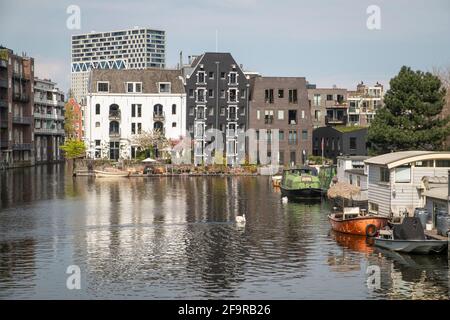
[95,140,101,147]
[188,89,194,98]
[278,89,284,98]
[369,202,379,214]
[189,106,195,116]
[131,123,136,134]
[288,110,297,125]
[95,103,100,115]
[265,89,274,103]
[208,89,214,98]
[220,72,226,79]
[288,89,297,103]
[159,82,171,93]
[137,123,142,134]
[288,130,297,144]
[131,104,141,117]
[264,110,274,124]
[126,82,142,93]
[436,160,450,167]
[95,122,100,127]
[278,110,284,120]
[209,71,214,79]
[240,106,245,116]
[197,71,206,83]
[301,110,305,119]
[415,160,433,167]
[313,94,321,106]
[220,106,226,116]
[349,174,353,185]
[302,130,308,140]
[220,90,225,98]
[349,137,357,150]
[172,104,176,115]
[314,110,320,120]
[229,89,237,102]
[241,89,246,99]
[197,89,205,102]
[279,130,284,140]
[256,110,260,120]
[228,106,237,120]
[326,94,333,101]
[97,82,109,92]
[209,108,214,116]
[279,151,284,164]
[229,72,237,84]
[172,122,177,127]
[395,166,411,183]
[357,176,361,187]
[380,167,390,183]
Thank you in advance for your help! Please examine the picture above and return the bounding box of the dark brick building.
[0,47,35,169]
[184,53,249,166]
[249,76,312,166]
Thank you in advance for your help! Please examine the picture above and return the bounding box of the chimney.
[179,51,183,70]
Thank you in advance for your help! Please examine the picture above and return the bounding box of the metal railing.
[12,116,32,124]
[12,143,32,150]
[153,111,165,121]
[109,110,121,120]
[13,92,30,102]
[35,128,65,135]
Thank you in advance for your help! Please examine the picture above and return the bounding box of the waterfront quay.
[0,164,449,299]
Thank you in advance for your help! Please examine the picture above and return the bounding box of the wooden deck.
[424,230,448,241]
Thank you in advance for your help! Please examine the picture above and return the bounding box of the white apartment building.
[347,82,384,127]
[33,78,65,163]
[85,69,186,160]
[71,27,166,104]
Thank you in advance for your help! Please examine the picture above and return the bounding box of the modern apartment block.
[33,78,65,164]
[85,68,186,160]
[184,53,250,166]
[347,82,384,126]
[71,27,166,104]
[249,76,312,166]
[307,85,347,128]
[0,46,35,169]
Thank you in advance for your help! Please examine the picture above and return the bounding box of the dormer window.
[159,82,171,93]
[126,82,142,93]
[97,81,109,93]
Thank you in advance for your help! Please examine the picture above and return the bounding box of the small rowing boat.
[94,170,130,178]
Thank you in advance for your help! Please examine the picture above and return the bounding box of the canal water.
[0,164,449,299]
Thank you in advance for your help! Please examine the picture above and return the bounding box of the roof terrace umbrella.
[142,158,157,163]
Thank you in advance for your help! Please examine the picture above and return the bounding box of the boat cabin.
[365,151,450,218]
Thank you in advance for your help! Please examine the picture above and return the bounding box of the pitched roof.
[90,68,185,94]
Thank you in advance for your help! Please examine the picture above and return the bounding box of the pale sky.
[1,0,449,93]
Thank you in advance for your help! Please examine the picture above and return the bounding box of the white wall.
[85,93,186,159]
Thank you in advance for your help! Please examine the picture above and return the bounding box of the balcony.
[13,72,30,81]
[109,110,121,120]
[325,116,347,126]
[35,127,65,135]
[109,130,121,138]
[12,116,32,125]
[13,92,30,103]
[0,79,7,88]
[153,111,165,121]
[12,143,32,151]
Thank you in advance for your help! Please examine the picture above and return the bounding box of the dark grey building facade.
[249,76,313,166]
[312,126,367,163]
[184,52,249,166]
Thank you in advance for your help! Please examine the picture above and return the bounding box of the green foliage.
[308,155,332,165]
[64,102,77,139]
[368,66,449,154]
[60,139,86,159]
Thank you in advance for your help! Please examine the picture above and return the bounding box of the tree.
[368,66,449,154]
[131,129,169,159]
[64,101,78,139]
[432,66,450,149]
[60,139,86,175]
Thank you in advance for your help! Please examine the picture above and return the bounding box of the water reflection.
[0,165,448,299]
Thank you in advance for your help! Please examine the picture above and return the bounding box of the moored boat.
[374,217,448,254]
[94,170,130,178]
[328,207,389,236]
[280,167,323,199]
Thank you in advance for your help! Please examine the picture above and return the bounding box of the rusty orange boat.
[328,207,389,237]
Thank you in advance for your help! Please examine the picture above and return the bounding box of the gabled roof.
[365,151,450,169]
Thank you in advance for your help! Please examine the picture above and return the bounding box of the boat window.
[415,160,433,167]
[395,165,411,183]
[380,167,390,183]
[436,160,450,167]
[369,202,379,214]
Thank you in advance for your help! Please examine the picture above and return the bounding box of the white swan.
[282,196,288,204]
[235,214,246,223]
